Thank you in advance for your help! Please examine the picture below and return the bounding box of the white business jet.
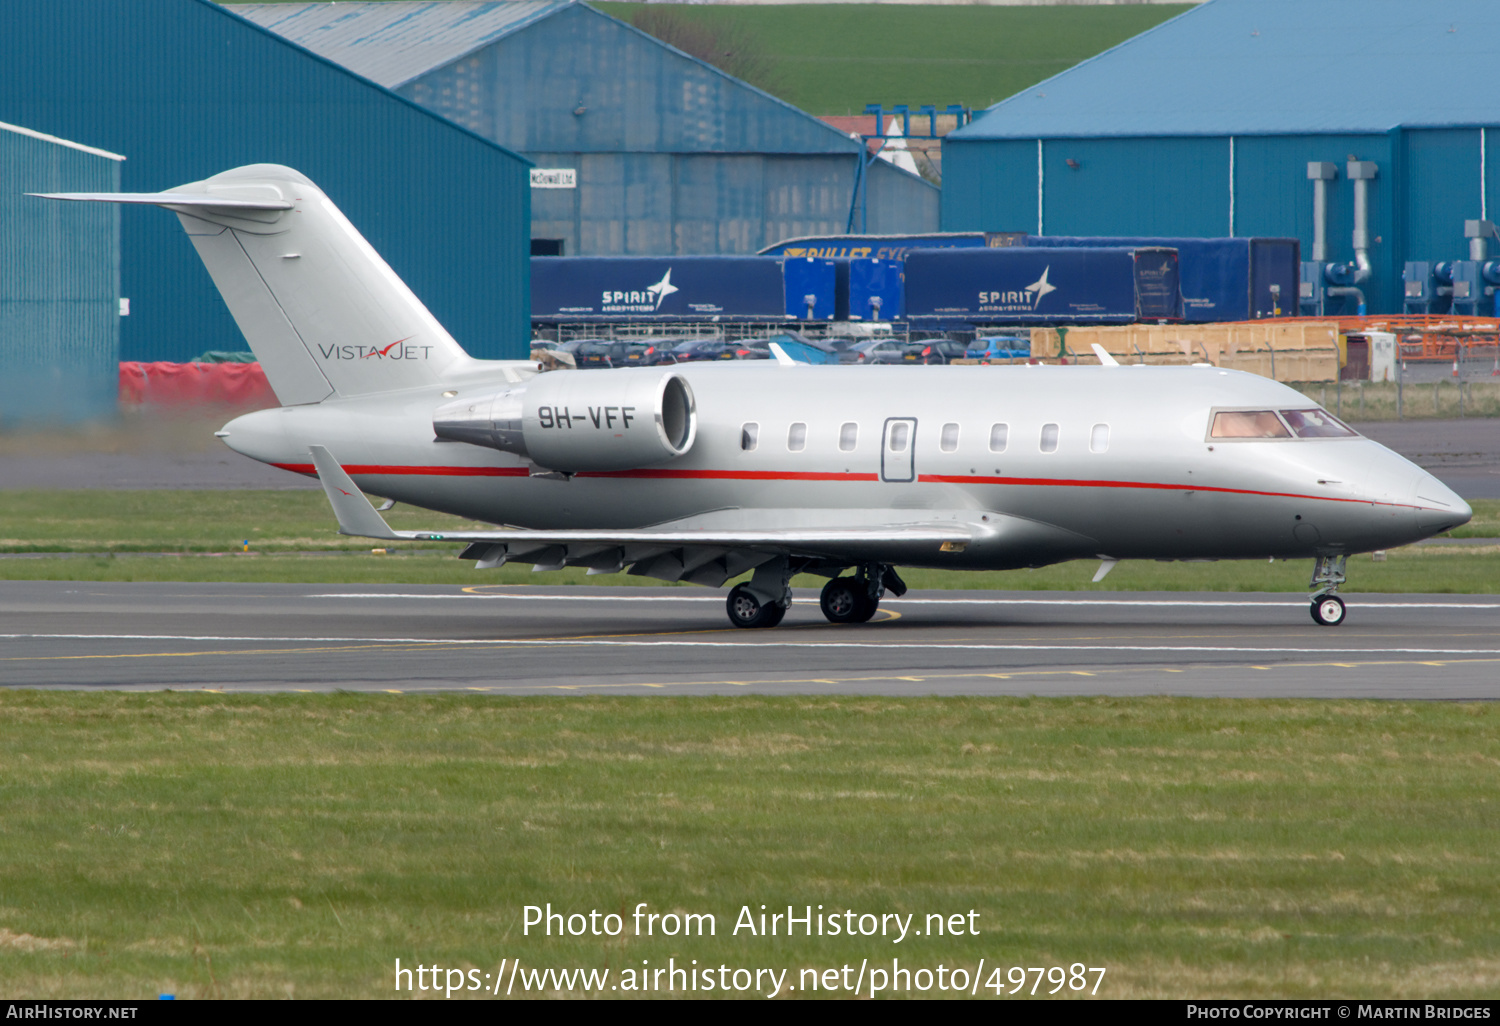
[40,166,1471,629]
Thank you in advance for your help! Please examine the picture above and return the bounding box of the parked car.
[966,335,1030,361]
[910,339,970,364]
[846,339,911,365]
[557,339,660,368]
[666,338,735,363]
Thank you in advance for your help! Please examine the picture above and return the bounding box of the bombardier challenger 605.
[42,165,1471,629]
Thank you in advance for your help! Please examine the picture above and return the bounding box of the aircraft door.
[881,417,917,482]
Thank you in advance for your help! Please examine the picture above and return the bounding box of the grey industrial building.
[0,122,121,423]
[234,1,940,258]
[942,0,1500,317]
[0,0,532,364]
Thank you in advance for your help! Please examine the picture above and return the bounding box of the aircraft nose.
[1410,471,1472,537]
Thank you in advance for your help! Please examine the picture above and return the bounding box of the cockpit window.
[1280,409,1357,438]
[1210,410,1291,439]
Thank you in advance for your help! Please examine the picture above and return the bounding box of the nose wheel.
[1308,553,1348,627]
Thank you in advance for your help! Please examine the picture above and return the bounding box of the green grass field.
[1,491,1495,590]
[594,3,1193,112]
[1290,380,1500,422]
[1,693,1495,999]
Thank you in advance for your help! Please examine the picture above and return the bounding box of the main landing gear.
[820,564,906,625]
[726,583,787,629]
[724,562,908,629]
[1309,553,1348,626]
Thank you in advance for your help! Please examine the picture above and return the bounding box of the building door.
[881,417,917,482]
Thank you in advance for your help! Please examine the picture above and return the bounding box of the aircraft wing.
[308,446,987,585]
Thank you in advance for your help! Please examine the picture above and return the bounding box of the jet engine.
[432,369,697,472]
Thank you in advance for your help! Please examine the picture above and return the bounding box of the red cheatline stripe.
[918,473,1424,510]
[579,468,880,482]
[272,462,1429,511]
[272,463,529,478]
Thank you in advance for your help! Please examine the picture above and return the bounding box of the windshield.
[1280,408,1357,438]
[1210,410,1291,438]
[1210,408,1360,441]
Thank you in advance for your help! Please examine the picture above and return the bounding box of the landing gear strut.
[818,564,906,625]
[1309,553,1348,626]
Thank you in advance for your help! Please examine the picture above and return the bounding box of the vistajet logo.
[978,267,1057,311]
[318,337,433,361]
[602,270,679,313]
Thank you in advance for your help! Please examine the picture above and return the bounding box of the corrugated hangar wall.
[0,0,532,364]
[0,125,121,423]
[237,2,939,257]
[945,130,1500,319]
[941,0,1500,317]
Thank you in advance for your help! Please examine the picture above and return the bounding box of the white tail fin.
[37,164,475,404]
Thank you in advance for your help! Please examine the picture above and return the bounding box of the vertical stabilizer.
[36,164,478,404]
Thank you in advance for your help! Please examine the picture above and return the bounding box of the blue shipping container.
[1028,236,1299,322]
[848,258,904,320]
[782,257,837,320]
[532,256,786,321]
[904,247,1180,326]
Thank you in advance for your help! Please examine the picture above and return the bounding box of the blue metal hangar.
[0,0,531,363]
[941,0,1500,317]
[0,122,122,424]
[232,1,940,258]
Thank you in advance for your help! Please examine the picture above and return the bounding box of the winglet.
[307,445,402,540]
[1090,344,1120,367]
[768,342,799,366]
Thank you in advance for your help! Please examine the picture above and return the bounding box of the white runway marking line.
[5,634,1500,656]
[310,592,1500,611]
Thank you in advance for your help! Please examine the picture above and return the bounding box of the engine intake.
[433,369,697,473]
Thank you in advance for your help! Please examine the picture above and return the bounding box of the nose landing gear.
[1309,553,1348,626]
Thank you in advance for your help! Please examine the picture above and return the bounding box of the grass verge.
[1,491,1495,553]
[2,545,1499,593]
[1290,380,1500,422]
[593,2,1192,112]
[0,693,1494,999]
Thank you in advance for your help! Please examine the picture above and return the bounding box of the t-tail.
[36,164,485,404]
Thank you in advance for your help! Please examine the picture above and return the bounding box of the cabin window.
[787,422,807,452]
[741,422,759,451]
[940,422,960,452]
[839,422,858,452]
[1281,409,1357,438]
[889,421,910,452]
[1210,410,1290,439]
[988,423,1009,453]
[1039,422,1059,453]
[1090,423,1110,453]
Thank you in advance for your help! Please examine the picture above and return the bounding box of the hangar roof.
[230,1,570,88]
[953,0,1500,140]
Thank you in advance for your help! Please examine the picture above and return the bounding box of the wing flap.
[309,446,991,583]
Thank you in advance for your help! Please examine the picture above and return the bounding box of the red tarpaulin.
[119,362,278,409]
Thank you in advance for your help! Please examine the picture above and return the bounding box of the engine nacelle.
[432,369,697,472]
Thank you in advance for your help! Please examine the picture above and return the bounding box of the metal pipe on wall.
[1347,160,1376,284]
[1308,162,1336,262]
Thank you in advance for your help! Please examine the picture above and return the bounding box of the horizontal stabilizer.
[31,191,293,210]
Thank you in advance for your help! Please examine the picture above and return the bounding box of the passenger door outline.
[881,417,917,482]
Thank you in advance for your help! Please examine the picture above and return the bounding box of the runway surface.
[4,581,1498,698]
